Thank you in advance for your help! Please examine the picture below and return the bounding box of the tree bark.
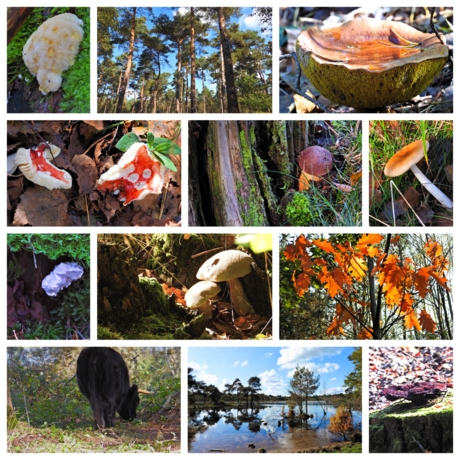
[190,8,197,113]
[175,40,183,113]
[7,7,34,45]
[217,8,239,113]
[116,7,137,113]
[219,43,227,113]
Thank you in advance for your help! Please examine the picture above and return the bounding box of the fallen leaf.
[351,170,362,185]
[293,92,318,113]
[418,203,434,224]
[71,154,98,196]
[83,120,104,131]
[67,128,85,159]
[7,142,22,152]
[234,317,252,330]
[370,188,383,207]
[434,212,453,226]
[397,186,420,212]
[7,120,62,137]
[445,165,453,184]
[13,187,68,226]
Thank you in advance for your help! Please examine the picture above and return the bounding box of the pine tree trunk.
[219,43,227,113]
[175,41,182,113]
[202,72,206,113]
[139,74,145,112]
[190,8,197,113]
[217,7,239,113]
[185,63,189,113]
[116,7,137,113]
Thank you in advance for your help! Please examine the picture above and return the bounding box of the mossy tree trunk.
[189,120,313,226]
[97,243,145,327]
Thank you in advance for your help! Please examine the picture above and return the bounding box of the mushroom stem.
[228,279,256,317]
[410,164,453,209]
[197,301,213,320]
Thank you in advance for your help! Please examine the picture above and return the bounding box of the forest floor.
[8,407,181,453]
[7,120,181,227]
[369,346,453,412]
[280,7,453,114]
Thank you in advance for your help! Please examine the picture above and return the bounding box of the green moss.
[139,276,169,315]
[285,193,313,225]
[97,326,124,340]
[238,130,267,226]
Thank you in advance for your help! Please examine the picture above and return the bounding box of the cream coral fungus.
[22,13,84,95]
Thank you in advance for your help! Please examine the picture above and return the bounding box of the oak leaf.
[419,309,437,333]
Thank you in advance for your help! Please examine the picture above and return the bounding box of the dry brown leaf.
[83,120,104,131]
[7,120,62,137]
[7,142,22,152]
[293,93,317,113]
[397,186,420,211]
[13,187,68,226]
[445,165,453,184]
[351,170,362,185]
[71,154,98,196]
[417,203,434,224]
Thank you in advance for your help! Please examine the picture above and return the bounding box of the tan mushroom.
[197,250,255,317]
[384,140,452,209]
[185,281,221,319]
[15,143,72,190]
[296,18,449,108]
[298,146,333,191]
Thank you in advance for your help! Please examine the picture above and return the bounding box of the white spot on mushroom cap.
[127,173,139,183]
[143,169,152,179]
[197,250,254,282]
[135,181,147,190]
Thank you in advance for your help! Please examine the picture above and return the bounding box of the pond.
[188,402,362,453]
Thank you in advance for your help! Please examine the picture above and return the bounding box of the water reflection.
[188,403,362,453]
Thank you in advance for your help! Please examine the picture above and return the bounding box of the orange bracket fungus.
[96,142,165,206]
[298,146,333,190]
[14,143,72,190]
[196,250,256,317]
[22,13,84,95]
[296,18,449,108]
[384,139,453,209]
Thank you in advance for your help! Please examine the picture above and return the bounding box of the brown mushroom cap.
[196,250,253,282]
[384,140,429,177]
[297,19,448,72]
[298,146,333,186]
[185,281,221,309]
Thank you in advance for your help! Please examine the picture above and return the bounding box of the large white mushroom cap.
[197,250,254,282]
[15,143,72,190]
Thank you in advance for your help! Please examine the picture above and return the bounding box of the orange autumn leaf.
[357,234,384,246]
[351,170,362,185]
[284,244,297,261]
[400,292,414,313]
[331,267,353,292]
[429,270,450,292]
[404,311,421,331]
[312,239,336,254]
[326,317,345,336]
[419,309,437,333]
[348,255,367,280]
[413,267,431,298]
[358,328,373,339]
[320,266,343,298]
[390,235,400,245]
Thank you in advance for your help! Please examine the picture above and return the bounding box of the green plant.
[7,255,25,283]
[116,132,181,172]
[285,193,313,225]
[7,234,90,266]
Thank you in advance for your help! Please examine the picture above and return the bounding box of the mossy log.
[369,390,453,453]
[189,120,313,226]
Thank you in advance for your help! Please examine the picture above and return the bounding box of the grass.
[285,120,362,226]
[369,120,453,226]
[7,7,90,113]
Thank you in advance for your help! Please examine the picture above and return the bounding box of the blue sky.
[107,7,272,96]
[188,347,357,396]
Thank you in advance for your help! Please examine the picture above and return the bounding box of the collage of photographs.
[4,2,455,457]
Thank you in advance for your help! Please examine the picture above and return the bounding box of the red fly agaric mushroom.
[185,281,221,319]
[296,18,449,108]
[384,139,453,209]
[14,143,72,190]
[298,146,333,191]
[96,142,164,206]
[196,250,256,317]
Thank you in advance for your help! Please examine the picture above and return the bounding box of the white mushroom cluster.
[42,262,84,296]
[185,250,256,320]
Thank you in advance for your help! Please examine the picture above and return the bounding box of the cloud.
[239,14,260,29]
[188,362,201,371]
[219,379,232,392]
[188,361,217,385]
[277,347,343,370]
[265,353,273,357]
[241,360,249,367]
[325,386,346,395]
[286,362,340,378]
[233,361,239,367]
[174,7,188,17]
[330,377,337,381]
[258,369,287,395]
